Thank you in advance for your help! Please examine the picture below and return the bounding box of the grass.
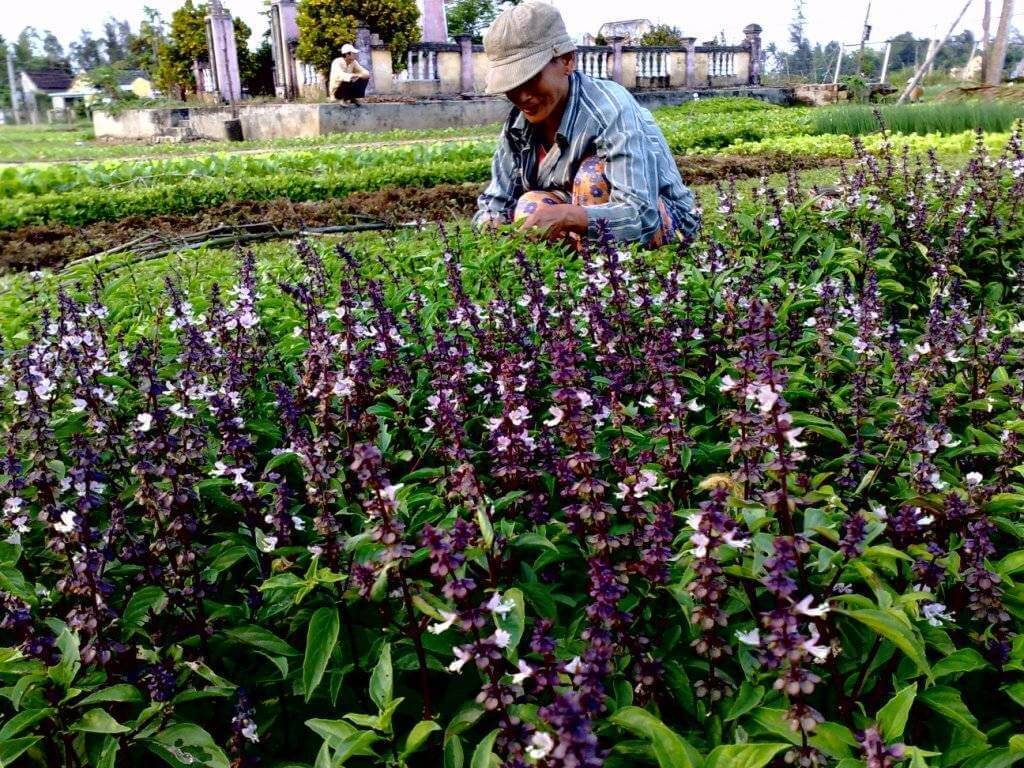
[812,101,1024,136]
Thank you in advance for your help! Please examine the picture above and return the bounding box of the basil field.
[1,99,1023,768]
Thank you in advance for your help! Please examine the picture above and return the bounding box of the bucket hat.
[483,1,576,94]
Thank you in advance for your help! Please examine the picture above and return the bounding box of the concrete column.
[456,34,475,93]
[611,36,624,85]
[743,23,763,85]
[355,26,375,94]
[205,0,242,102]
[270,0,299,98]
[682,37,697,87]
[421,0,448,43]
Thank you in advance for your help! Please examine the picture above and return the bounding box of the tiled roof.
[23,69,74,91]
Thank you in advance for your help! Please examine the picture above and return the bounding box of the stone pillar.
[205,0,242,102]
[354,26,376,94]
[682,37,697,87]
[743,23,763,85]
[610,36,624,85]
[456,34,475,94]
[420,0,448,43]
[270,0,299,99]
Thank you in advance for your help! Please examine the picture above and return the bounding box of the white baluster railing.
[404,47,439,81]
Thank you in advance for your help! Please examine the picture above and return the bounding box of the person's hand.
[518,203,587,241]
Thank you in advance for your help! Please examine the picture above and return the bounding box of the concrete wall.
[437,50,461,92]
[317,98,509,134]
[371,49,395,94]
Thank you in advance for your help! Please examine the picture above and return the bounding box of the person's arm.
[328,59,343,95]
[472,134,520,231]
[353,60,371,80]
[581,106,663,243]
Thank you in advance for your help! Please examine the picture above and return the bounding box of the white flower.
[259,534,278,553]
[508,405,530,426]
[377,483,404,502]
[870,504,887,520]
[685,513,703,530]
[690,532,711,558]
[785,428,807,448]
[639,395,658,408]
[169,403,193,420]
[54,509,77,534]
[544,407,564,426]
[576,390,593,408]
[563,656,581,675]
[3,497,24,515]
[718,375,738,393]
[804,317,818,328]
[852,336,868,353]
[793,595,830,617]
[735,628,761,646]
[527,732,555,761]
[292,515,306,531]
[332,377,355,397]
[686,398,704,412]
[486,593,516,619]
[915,342,931,355]
[966,471,983,487]
[722,529,749,550]
[511,659,534,685]
[70,398,88,413]
[241,721,259,743]
[922,602,955,627]
[448,646,474,674]
[753,384,779,413]
[428,611,459,635]
[136,413,154,432]
[1012,321,1024,334]
[801,625,831,662]
[210,460,229,478]
[492,629,511,649]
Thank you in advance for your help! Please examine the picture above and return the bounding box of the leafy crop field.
[1,125,1023,768]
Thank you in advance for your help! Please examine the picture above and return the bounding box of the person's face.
[505,54,574,124]
[344,52,355,63]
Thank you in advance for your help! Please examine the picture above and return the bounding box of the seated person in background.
[330,44,371,105]
[472,1,700,247]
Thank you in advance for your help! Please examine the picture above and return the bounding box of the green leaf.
[445,704,484,743]
[476,507,495,549]
[303,606,340,702]
[0,737,41,765]
[842,608,931,677]
[223,624,300,657]
[369,642,393,711]
[445,735,465,768]
[76,684,145,707]
[50,628,80,688]
[71,709,131,734]
[724,682,764,722]
[610,706,700,768]
[918,686,987,743]
[305,718,358,745]
[962,750,1024,768]
[470,729,499,768]
[933,648,988,679]
[509,532,559,553]
[97,737,120,768]
[0,708,54,740]
[147,723,231,768]
[333,731,381,764]
[704,744,789,768]
[877,682,916,741]
[402,720,441,758]
[122,586,168,637]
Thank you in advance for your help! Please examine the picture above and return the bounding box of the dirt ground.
[0,152,841,274]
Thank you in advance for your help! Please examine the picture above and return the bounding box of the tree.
[987,0,1015,83]
[159,0,209,96]
[13,28,43,70]
[245,38,276,95]
[70,31,106,72]
[640,24,684,47]
[130,7,168,75]
[296,0,421,76]
[446,0,497,43]
[41,32,71,72]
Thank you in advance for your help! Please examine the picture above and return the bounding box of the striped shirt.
[473,70,700,243]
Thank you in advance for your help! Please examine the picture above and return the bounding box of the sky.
[0,0,1005,58]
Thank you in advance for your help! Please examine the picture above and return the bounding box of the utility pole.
[986,0,1015,84]
[898,0,974,103]
[858,0,872,75]
[5,52,21,125]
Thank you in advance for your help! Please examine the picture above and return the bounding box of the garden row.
[0,132,1022,768]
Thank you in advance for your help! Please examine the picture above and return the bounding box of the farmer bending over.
[330,43,371,105]
[473,1,700,246]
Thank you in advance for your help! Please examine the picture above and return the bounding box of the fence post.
[611,36,624,85]
[743,23,762,85]
[456,34,475,93]
[682,37,697,87]
[355,25,375,94]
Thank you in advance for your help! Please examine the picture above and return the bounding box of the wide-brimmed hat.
[483,1,576,95]
[341,43,360,54]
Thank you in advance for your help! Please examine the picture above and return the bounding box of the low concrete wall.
[94,87,793,142]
